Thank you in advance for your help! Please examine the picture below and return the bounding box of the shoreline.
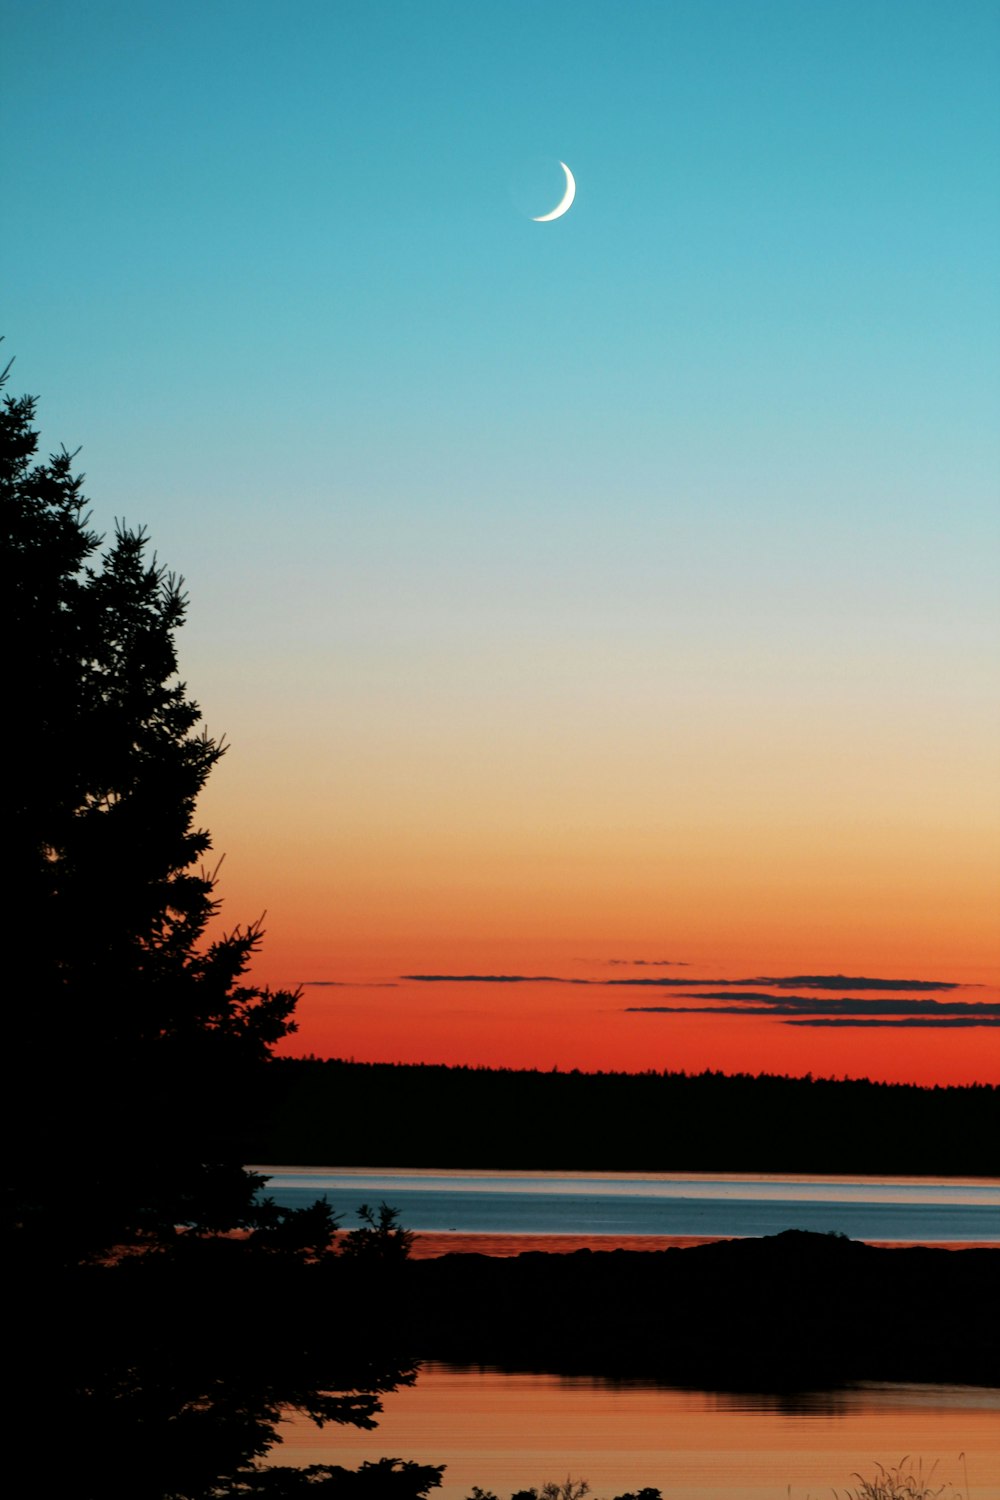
[409,1229,1000,1257]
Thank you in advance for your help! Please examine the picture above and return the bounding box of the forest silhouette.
[250,1058,998,1177]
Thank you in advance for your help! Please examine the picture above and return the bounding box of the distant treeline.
[241,1059,999,1177]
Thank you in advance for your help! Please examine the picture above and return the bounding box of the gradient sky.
[5,1,999,1084]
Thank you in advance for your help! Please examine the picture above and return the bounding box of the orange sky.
[201,757,999,1085]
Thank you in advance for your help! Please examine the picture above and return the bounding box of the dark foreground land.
[21,1230,998,1497]
[248,1058,1000,1176]
[38,1231,1000,1395]
[406,1231,1000,1387]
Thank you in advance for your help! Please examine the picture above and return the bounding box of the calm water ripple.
[255,1168,1000,1242]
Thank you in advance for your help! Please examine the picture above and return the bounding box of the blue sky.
[7,2,998,528]
[8,1,995,670]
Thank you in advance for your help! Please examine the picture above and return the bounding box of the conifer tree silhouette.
[3,357,437,1499]
[2,359,300,1256]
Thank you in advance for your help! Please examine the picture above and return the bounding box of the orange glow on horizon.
[268,982,998,1087]
[199,720,1000,1089]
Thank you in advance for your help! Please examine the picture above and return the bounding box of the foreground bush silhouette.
[222,1458,444,1496]
[835,1456,968,1500]
[338,1202,417,1263]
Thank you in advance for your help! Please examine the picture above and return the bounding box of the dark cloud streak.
[786,1017,1000,1028]
[403,974,592,985]
[668,995,997,1014]
[404,972,962,990]
[608,974,958,991]
[626,996,1000,1027]
[300,980,399,989]
[607,958,690,967]
[627,1000,1000,1017]
[746,974,960,992]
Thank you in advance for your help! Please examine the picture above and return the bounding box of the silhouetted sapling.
[339,1202,416,1263]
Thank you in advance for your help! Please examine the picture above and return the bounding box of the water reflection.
[274,1365,1000,1500]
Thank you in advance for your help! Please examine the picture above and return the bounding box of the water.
[255,1168,1000,1243]
[275,1365,1000,1500]
[258,1170,1000,1494]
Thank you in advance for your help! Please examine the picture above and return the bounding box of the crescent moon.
[532,161,576,222]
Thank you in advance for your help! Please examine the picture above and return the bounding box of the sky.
[4,0,999,1084]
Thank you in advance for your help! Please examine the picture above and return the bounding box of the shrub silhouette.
[339,1202,416,1263]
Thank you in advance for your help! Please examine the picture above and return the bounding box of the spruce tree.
[2,360,299,1256]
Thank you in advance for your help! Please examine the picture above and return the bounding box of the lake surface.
[259,1170,1000,1494]
[274,1365,1000,1500]
[256,1168,1000,1244]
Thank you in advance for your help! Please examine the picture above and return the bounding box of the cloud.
[608,974,958,991]
[403,973,591,984]
[672,992,825,1003]
[398,972,990,1025]
[606,958,690,967]
[403,972,744,988]
[601,976,702,986]
[670,994,994,1012]
[625,996,1000,1027]
[628,999,1000,1016]
[402,972,964,992]
[299,979,399,988]
[785,1017,1000,1027]
[741,974,961,992]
